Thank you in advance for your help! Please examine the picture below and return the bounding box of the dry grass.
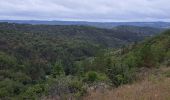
[83,67,170,100]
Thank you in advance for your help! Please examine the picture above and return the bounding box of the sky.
[0,0,170,22]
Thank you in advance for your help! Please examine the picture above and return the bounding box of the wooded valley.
[0,23,169,100]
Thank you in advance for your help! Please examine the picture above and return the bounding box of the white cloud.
[0,0,169,22]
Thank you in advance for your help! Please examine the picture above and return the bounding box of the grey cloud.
[0,0,169,21]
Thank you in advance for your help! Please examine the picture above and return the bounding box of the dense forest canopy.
[0,23,164,47]
[0,23,169,99]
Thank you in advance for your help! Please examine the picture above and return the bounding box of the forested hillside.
[0,23,169,99]
[0,23,163,47]
[84,29,170,100]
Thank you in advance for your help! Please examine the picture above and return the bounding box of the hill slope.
[0,23,163,47]
[83,29,170,100]
[0,23,168,99]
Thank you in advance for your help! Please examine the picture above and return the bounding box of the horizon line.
[0,19,170,23]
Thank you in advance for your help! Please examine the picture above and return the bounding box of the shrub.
[21,84,46,100]
[85,71,98,82]
[123,52,138,68]
[0,79,23,98]
[83,71,108,83]
[48,76,85,98]
[134,44,157,68]
[107,63,136,87]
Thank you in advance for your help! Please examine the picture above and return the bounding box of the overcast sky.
[0,0,170,22]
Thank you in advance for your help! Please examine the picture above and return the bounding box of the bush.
[48,76,85,99]
[84,71,108,83]
[21,84,46,100]
[107,63,136,87]
[123,52,138,68]
[85,71,98,82]
[0,79,24,98]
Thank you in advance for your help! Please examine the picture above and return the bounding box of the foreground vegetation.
[0,23,169,99]
[84,66,170,100]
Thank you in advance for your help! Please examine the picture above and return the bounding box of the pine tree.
[52,61,65,78]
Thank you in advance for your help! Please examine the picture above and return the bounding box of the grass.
[83,66,170,100]
[163,69,170,77]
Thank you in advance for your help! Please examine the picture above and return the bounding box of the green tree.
[138,44,156,67]
[106,63,136,87]
[52,61,65,78]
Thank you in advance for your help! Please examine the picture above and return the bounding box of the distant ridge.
[0,22,164,48]
[0,20,170,29]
